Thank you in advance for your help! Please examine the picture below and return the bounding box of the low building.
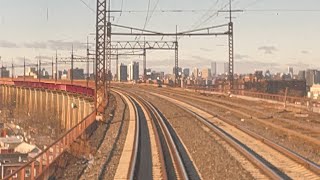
[0,153,29,179]
[0,137,24,152]
[14,142,41,158]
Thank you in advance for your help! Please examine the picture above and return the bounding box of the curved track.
[115,86,320,179]
[113,90,201,179]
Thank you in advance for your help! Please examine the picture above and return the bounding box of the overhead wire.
[79,0,95,13]
[116,0,125,23]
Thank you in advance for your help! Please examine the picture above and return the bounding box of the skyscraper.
[193,67,199,78]
[118,63,127,82]
[211,62,216,76]
[288,67,294,78]
[128,61,139,81]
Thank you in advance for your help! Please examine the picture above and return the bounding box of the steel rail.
[143,99,189,180]
[153,90,320,177]
[126,95,140,180]
[175,103,287,180]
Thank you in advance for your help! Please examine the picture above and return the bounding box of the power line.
[79,0,95,13]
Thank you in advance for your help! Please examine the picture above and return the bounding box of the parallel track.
[116,90,200,179]
[149,92,320,179]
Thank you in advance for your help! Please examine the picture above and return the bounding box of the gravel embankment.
[80,92,128,179]
[156,91,320,165]
[131,90,255,180]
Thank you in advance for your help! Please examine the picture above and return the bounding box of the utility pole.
[175,25,179,87]
[143,48,146,81]
[116,54,119,81]
[71,45,74,85]
[23,57,26,81]
[11,61,14,80]
[228,0,234,90]
[55,50,58,82]
[38,58,41,82]
[106,0,112,95]
[218,0,242,90]
[51,57,54,80]
[86,37,90,90]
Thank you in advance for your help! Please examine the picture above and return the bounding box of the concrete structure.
[0,67,10,78]
[211,62,216,77]
[0,84,94,132]
[128,61,139,81]
[118,63,127,82]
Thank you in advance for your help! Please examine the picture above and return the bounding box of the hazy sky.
[0,0,319,75]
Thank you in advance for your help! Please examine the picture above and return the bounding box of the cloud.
[235,54,249,60]
[199,48,212,52]
[15,57,33,63]
[24,42,47,49]
[47,40,86,50]
[258,46,278,54]
[34,56,53,61]
[301,50,309,54]
[22,40,86,51]
[0,40,18,48]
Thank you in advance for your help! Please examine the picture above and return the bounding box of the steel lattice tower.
[95,0,107,108]
[228,21,234,89]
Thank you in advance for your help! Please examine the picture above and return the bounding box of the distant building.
[224,62,229,74]
[254,70,264,81]
[201,68,212,79]
[297,70,306,81]
[151,71,165,80]
[172,67,182,76]
[305,69,320,87]
[211,62,217,76]
[40,68,49,79]
[288,67,294,78]
[68,68,85,80]
[0,67,10,78]
[118,63,127,82]
[309,84,320,99]
[265,70,272,80]
[128,61,139,81]
[27,67,38,78]
[183,68,190,77]
[193,68,199,78]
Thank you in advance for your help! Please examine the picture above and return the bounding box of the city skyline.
[0,0,320,74]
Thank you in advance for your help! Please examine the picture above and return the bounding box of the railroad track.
[153,87,320,139]
[113,90,201,179]
[147,92,320,179]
